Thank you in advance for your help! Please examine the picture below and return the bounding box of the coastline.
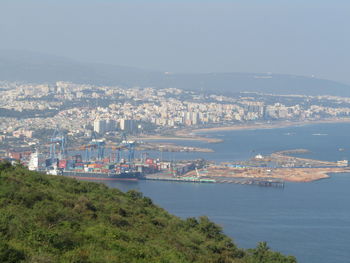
[185,166,350,183]
[137,120,350,183]
[137,135,223,143]
[182,149,350,183]
[139,118,350,144]
[190,118,350,134]
[137,142,214,153]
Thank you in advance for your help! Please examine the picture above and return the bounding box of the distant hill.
[1,50,350,96]
[0,50,161,87]
[156,72,350,97]
[0,162,296,262]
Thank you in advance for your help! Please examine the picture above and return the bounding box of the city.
[2,1,350,262]
[2,80,350,154]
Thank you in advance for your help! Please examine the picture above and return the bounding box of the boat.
[61,170,142,181]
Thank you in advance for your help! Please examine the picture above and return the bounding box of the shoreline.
[137,142,214,153]
[137,135,223,143]
[183,149,350,183]
[139,118,350,144]
[186,166,350,183]
[190,118,350,134]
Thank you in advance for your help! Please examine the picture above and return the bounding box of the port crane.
[52,131,137,164]
[49,128,66,163]
[108,145,127,163]
[107,133,136,163]
[81,139,106,161]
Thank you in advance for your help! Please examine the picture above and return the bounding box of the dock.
[143,174,284,187]
[142,174,216,183]
[213,177,285,187]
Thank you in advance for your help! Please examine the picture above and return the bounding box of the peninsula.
[182,149,349,183]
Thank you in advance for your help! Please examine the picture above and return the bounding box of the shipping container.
[58,160,67,169]
[10,152,22,160]
[145,158,154,164]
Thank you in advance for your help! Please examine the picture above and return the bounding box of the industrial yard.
[1,127,349,186]
[182,149,350,183]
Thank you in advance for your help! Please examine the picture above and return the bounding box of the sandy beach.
[139,118,350,144]
[190,118,350,134]
[136,135,223,143]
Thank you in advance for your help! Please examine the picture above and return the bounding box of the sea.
[103,122,350,263]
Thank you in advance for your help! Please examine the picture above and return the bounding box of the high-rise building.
[93,119,106,134]
[106,120,116,131]
[191,112,199,125]
[119,119,137,133]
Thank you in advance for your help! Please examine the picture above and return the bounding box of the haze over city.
[1,0,350,83]
[1,1,350,263]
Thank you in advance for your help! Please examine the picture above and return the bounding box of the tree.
[253,242,270,263]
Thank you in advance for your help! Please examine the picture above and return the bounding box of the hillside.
[0,161,296,263]
[1,50,349,96]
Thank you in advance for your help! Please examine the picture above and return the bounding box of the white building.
[93,119,106,134]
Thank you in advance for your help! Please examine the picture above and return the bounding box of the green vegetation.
[0,161,296,263]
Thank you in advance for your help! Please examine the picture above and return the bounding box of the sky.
[0,0,349,83]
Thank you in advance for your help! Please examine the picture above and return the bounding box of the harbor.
[3,127,350,187]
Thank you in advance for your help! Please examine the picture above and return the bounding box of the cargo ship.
[45,157,144,181]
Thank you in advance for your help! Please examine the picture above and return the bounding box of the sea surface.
[103,122,350,263]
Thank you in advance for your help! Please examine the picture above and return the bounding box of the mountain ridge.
[1,50,349,96]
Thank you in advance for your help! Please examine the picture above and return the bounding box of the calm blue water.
[144,122,350,162]
[103,122,350,263]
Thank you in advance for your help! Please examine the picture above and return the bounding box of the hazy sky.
[0,0,349,83]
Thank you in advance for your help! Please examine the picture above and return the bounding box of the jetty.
[143,173,284,187]
[143,174,216,183]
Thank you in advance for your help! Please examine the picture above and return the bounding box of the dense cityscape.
[2,1,350,262]
[2,80,350,151]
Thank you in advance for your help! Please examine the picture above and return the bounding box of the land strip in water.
[181,149,350,183]
[136,135,222,143]
[136,142,214,153]
[190,118,350,134]
[137,118,350,145]
[185,166,349,183]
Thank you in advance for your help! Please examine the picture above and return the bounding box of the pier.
[143,174,284,187]
[142,174,216,183]
[213,177,285,187]
[250,179,285,188]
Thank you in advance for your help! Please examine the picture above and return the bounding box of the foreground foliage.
[0,162,296,263]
